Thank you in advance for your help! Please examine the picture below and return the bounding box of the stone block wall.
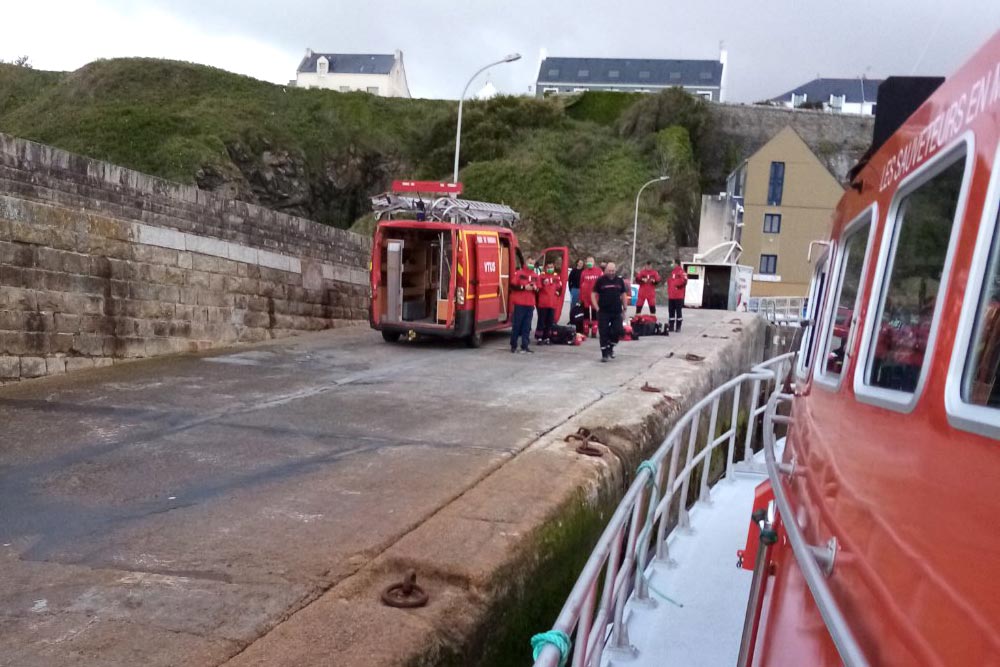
[709,103,875,183]
[0,133,372,382]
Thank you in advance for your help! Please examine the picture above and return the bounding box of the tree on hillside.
[616,88,712,158]
[654,126,700,246]
[4,55,32,68]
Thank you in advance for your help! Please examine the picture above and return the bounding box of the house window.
[542,87,559,96]
[638,70,651,79]
[316,58,328,75]
[792,93,807,107]
[867,156,966,393]
[367,86,379,95]
[829,94,846,111]
[699,71,713,80]
[759,254,778,275]
[696,91,713,101]
[669,72,681,80]
[578,69,589,77]
[767,162,785,205]
[763,213,781,234]
[547,68,559,78]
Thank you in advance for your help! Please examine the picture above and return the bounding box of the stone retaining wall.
[0,133,371,382]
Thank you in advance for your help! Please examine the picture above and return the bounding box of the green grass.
[563,90,642,125]
[0,58,714,255]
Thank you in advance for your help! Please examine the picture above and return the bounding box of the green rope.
[528,462,682,666]
[530,629,571,666]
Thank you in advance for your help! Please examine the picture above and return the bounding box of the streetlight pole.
[630,176,670,281]
[453,53,521,184]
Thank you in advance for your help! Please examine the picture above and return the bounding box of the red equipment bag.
[630,315,659,337]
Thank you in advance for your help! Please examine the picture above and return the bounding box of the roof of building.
[536,57,723,87]
[297,53,396,75]
[770,77,883,104]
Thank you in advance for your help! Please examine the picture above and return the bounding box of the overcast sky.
[5,1,1000,102]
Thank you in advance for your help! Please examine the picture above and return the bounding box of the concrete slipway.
[0,309,769,666]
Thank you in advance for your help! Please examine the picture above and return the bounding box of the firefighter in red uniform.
[578,256,603,338]
[634,261,661,315]
[667,258,688,332]
[509,261,538,353]
[535,262,563,344]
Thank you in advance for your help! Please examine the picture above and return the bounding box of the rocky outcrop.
[194,141,407,230]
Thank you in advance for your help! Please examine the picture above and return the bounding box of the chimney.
[395,49,403,63]
[719,41,728,103]
[306,47,313,58]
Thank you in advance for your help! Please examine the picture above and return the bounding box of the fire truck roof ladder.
[371,193,520,226]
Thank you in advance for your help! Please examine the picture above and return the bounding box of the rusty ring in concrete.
[381,571,429,608]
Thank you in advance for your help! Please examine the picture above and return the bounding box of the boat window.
[798,252,829,375]
[867,157,966,393]
[963,204,1000,408]
[821,216,872,379]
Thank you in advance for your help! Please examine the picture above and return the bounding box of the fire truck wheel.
[464,332,483,348]
[381,331,402,343]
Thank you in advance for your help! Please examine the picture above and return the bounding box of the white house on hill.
[295,49,411,98]
[769,77,882,115]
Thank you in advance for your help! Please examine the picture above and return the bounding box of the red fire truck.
[369,181,569,347]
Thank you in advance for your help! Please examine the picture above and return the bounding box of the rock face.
[194,141,407,230]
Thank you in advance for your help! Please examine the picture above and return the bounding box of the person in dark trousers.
[509,262,538,353]
[634,261,661,315]
[667,258,688,332]
[567,259,583,308]
[591,262,628,362]
[569,301,587,334]
[535,262,563,343]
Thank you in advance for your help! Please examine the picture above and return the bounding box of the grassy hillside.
[0,59,716,258]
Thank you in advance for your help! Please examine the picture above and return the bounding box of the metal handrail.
[532,353,796,667]
[762,392,870,667]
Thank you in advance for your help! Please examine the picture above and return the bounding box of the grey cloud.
[102,0,1000,101]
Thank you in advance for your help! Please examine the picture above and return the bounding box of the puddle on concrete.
[203,351,278,366]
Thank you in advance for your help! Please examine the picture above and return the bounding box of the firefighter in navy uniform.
[591,262,629,362]
[509,262,538,353]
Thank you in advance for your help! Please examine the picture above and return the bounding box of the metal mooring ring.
[381,570,429,608]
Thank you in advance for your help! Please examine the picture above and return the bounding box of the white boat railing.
[748,296,806,324]
[531,352,796,667]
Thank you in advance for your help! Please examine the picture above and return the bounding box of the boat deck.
[603,462,770,666]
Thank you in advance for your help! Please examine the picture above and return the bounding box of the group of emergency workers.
[510,253,689,363]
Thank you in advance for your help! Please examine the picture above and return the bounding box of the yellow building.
[731,127,843,297]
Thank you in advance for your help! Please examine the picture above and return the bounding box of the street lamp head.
[503,53,523,63]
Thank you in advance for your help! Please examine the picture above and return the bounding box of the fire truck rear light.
[456,287,465,305]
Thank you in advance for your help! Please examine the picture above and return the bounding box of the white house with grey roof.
[769,77,882,115]
[535,50,727,101]
[295,49,410,98]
